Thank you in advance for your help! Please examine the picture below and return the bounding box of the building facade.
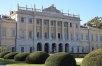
[0,5,102,53]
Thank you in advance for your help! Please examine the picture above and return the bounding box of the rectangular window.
[51,33,54,39]
[96,35,98,41]
[29,18,32,24]
[21,17,24,23]
[36,19,41,25]
[28,31,32,39]
[19,30,25,38]
[37,32,40,38]
[70,23,72,27]
[81,34,83,40]
[12,47,15,52]
[51,20,55,26]
[91,34,93,41]
[100,36,102,41]
[76,23,78,28]
[77,46,79,53]
[51,21,53,26]
[64,22,68,27]
[12,30,15,37]
[58,21,61,26]
[21,47,24,52]
[86,34,88,40]
[70,33,73,40]
[44,32,48,39]
[58,33,60,39]
[64,33,67,40]
[44,21,47,25]
[76,33,78,41]
[2,28,6,37]
[30,47,33,53]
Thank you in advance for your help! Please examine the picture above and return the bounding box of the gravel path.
[0,65,6,66]
[75,58,83,62]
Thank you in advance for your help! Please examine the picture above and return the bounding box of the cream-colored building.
[0,15,16,52]
[0,4,102,53]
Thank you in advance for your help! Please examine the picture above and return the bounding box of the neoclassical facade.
[0,5,102,53]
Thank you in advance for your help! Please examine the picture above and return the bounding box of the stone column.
[42,42,44,52]
[34,18,37,40]
[26,17,28,39]
[17,15,20,39]
[62,21,65,40]
[49,20,51,40]
[42,19,44,40]
[56,43,59,52]
[49,43,52,53]
[63,44,65,52]
[56,21,58,40]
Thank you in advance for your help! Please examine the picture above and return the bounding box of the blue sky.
[0,0,102,25]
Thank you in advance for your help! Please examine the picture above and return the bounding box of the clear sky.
[0,0,102,25]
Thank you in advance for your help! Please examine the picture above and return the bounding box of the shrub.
[0,52,9,58]
[25,51,49,64]
[71,54,86,58]
[14,53,29,61]
[45,52,76,66]
[4,52,18,59]
[81,49,102,66]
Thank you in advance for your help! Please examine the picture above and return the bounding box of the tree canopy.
[86,16,102,29]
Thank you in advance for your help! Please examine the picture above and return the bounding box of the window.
[58,33,60,39]
[86,34,88,40]
[100,36,102,41]
[91,34,93,41]
[82,47,84,53]
[21,47,24,52]
[44,20,48,25]
[64,22,68,27]
[44,21,47,25]
[76,33,78,41]
[58,21,61,26]
[29,18,32,24]
[19,30,25,38]
[70,33,73,40]
[81,34,83,40]
[12,30,15,37]
[21,17,24,23]
[28,31,32,39]
[96,35,98,41]
[30,47,33,53]
[44,32,48,39]
[2,28,6,37]
[12,47,15,52]
[36,19,41,25]
[77,46,79,53]
[75,23,78,28]
[37,32,40,38]
[71,47,74,52]
[51,33,54,39]
[70,23,72,27]
[64,33,67,40]
[51,20,55,26]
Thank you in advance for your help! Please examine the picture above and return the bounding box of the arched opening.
[52,43,56,53]
[59,43,63,52]
[37,43,42,51]
[65,43,69,52]
[44,43,49,53]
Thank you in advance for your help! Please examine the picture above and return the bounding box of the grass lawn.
[0,58,81,66]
